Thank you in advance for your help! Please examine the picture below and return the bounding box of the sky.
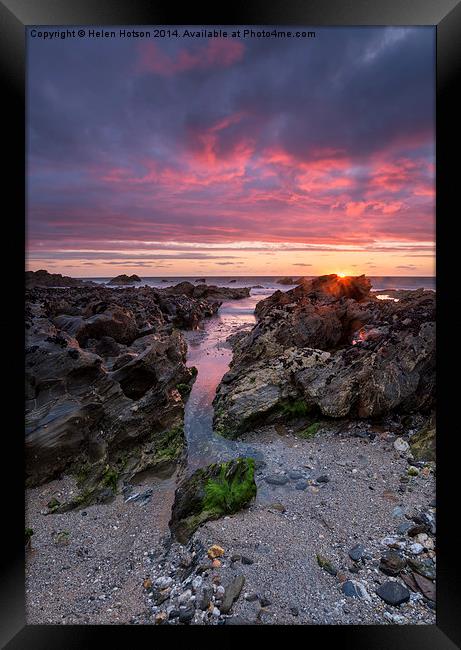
[27,26,435,277]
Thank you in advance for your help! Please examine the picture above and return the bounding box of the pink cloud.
[136,40,244,76]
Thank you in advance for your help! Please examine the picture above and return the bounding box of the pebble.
[396,522,413,535]
[179,604,195,623]
[394,438,410,453]
[289,470,304,480]
[265,474,289,486]
[379,551,406,576]
[342,580,371,601]
[289,606,299,616]
[244,593,259,602]
[220,574,245,614]
[409,543,424,555]
[178,589,192,605]
[192,576,203,591]
[260,596,272,607]
[376,581,410,606]
[155,576,173,589]
[316,475,330,483]
[348,544,365,562]
[241,556,254,565]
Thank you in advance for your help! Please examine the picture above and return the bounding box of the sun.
[337,272,346,278]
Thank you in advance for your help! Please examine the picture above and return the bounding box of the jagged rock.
[26,269,94,288]
[169,458,257,543]
[107,274,141,285]
[213,275,435,435]
[25,282,239,488]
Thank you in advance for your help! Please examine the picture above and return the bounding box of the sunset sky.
[27,27,435,277]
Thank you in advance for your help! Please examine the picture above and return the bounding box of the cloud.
[27,27,435,268]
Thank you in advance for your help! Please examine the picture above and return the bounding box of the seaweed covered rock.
[169,458,256,543]
[410,413,436,461]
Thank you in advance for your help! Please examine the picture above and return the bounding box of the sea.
[83,276,435,295]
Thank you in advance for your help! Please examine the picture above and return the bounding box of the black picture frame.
[1,0,459,647]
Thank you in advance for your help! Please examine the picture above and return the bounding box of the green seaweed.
[203,457,256,517]
[299,422,322,438]
[101,465,118,492]
[25,528,34,545]
[279,398,311,418]
[176,383,192,399]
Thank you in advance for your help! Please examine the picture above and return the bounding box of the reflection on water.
[183,295,264,474]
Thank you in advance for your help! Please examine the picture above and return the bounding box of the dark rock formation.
[25,281,247,492]
[213,274,435,437]
[26,269,93,288]
[169,458,256,543]
[107,274,142,285]
[276,276,295,285]
[163,281,250,302]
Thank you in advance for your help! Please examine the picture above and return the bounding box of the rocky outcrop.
[25,281,243,492]
[213,275,435,437]
[26,269,94,288]
[163,281,250,301]
[107,274,142,285]
[169,458,256,543]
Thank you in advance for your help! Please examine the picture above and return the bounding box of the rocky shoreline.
[25,274,436,625]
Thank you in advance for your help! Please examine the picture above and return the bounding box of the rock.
[196,585,213,610]
[259,596,272,607]
[154,611,168,624]
[397,522,413,535]
[376,581,410,606]
[409,543,424,555]
[316,475,330,483]
[289,470,304,480]
[276,277,296,285]
[342,580,371,601]
[220,574,245,614]
[241,556,254,565]
[26,269,93,288]
[348,544,365,562]
[264,474,289,486]
[408,559,436,581]
[25,284,208,488]
[394,438,410,453]
[412,573,436,602]
[178,604,195,623]
[410,415,436,461]
[178,589,192,605]
[213,276,435,436]
[316,554,337,576]
[212,559,221,568]
[155,576,173,589]
[269,502,286,513]
[244,593,259,602]
[107,274,142,285]
[207,545,225,559]
[379,551,406,576]
[169,458,257,543]
[289,606,299,616]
